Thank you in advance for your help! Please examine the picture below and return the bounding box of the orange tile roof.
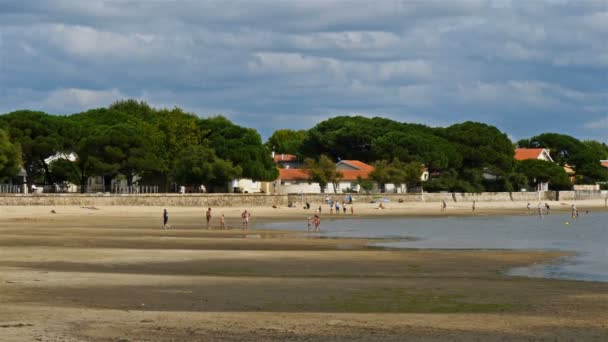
[278,167,373,181]
[339,160,374,171]
[274,154,298,162]
[339,170,372,181]
[514,148,545,161]
[279,168,309,180]
[601,161,608,169]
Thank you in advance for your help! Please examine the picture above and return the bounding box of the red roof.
[279,168,309,180]
[279,167,373,181]
[340,170,372,181]
[338,160,374,171]
[274,154,297,163]
[601,161,608,169]
[514,148,545,161]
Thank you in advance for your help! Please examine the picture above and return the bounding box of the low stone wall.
[0,190,600,207]
[559,190,608,201]
[0,194,288,207]
[288,191,556,204]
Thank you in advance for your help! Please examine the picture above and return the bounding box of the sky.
[0,0,606,143]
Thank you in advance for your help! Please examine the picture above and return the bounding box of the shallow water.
[258,212,608,282]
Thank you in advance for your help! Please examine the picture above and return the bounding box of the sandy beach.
[1,200,607,341]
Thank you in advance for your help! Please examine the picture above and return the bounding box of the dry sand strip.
[0,205,607,341]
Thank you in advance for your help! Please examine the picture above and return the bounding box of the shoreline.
[0,197,605,221]
[1,203,607,341]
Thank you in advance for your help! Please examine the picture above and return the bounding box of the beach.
[1,200,607,341]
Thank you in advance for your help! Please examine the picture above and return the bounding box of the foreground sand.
[0,202,607,341]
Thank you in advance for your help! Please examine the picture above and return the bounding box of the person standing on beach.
[220,214,226,230]
[335,201,340,214]
[206,207,212,229]
[472,200,476,213]
[441,200,446,212]
[527,203,531,214]
[162,209,169,229]
[537,203,544,219]
[350,205,354,215]
[342,202,347,214]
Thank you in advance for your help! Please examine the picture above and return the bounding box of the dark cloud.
[0,0,606,142]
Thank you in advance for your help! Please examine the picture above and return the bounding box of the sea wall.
[0,193,287,207]
[0,190,603,207]
[558,190,608,201]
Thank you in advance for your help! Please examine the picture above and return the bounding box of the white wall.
[236,179,263,193]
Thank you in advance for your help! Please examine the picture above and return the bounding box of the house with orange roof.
[274,159,429,194]
[601,160,608,169]
[275,159,376,194]
[514,148,553,162]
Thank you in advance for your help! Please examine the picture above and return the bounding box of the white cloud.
[42,24,158,59]
[584,117,608,130]
[44,88,125,111]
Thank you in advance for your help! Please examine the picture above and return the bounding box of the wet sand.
[0,203,607,341]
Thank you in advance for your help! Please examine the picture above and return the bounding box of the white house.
[514,148,553,162]
[274,159,428,194]
[514,148,553,191]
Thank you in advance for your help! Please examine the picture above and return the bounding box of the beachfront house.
[274,160,375,194]
[514,148,554,162]
[514,148,554,191]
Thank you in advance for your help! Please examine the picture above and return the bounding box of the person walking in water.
[307,216,312,231]
[241,210,251,230]
[571,204,578,219]
[206,207,212,229]
[162,209,169,229]
[537,203,544,219]
[314,214,320,232]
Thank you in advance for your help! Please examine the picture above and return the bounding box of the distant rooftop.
[273,154,297,163]
[514,148,551,161]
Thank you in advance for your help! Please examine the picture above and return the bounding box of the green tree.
[301,116,430,162]
[369,160,391,191]
[515,159,572,190]
[201,116,278,181]
[370,158,423,193]
[372,132,462,172]
[0,111,64,187]
[265,129,308,155]
[442,121,514,172]
[528,133,608,183]
[174,145,241,189]
[0,129,22,180]
[356,176,374,194]
[303,155,343,193]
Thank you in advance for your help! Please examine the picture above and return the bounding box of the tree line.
[0,100,606,193]
[0,100,277,192]
[266,116,608,192]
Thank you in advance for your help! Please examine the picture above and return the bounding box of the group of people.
[162,207,251,230]
[307,214,321,232]
[526,202,552,218]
